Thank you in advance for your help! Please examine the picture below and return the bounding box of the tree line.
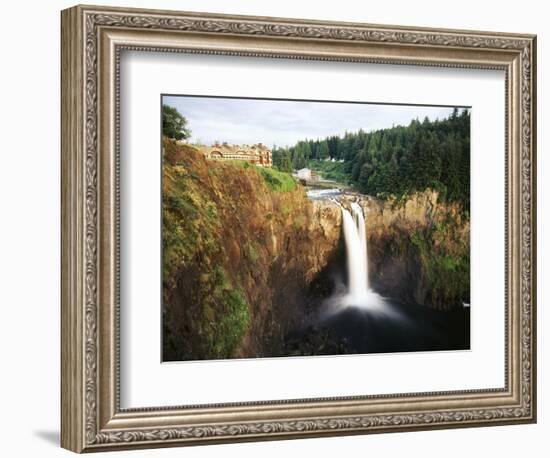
[272,108,470,208]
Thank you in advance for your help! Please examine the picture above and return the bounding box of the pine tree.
[351,150,367,182]
[283,110,470,207]
[318,140,330,159]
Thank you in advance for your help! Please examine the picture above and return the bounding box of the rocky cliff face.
[233,196,341,359]
[358,191,470,310]
[162,139,341,361]
[162,139,469,360]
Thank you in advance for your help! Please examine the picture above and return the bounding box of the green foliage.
[162,104,191,140]
[162,138,308,361]
[245,242,260,262]
[257,167,296,193]
[162,142,252,360]
[272,148,293,173]
[306,160,349,184]
[409,226,470,306]
[318,140,330,159]
[202,268,250,359]
[276,108,471,209]
[222,160,251,169]
[219,159,296,193]
[291,142,307,170]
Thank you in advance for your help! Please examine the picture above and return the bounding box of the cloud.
[163,95,460,148]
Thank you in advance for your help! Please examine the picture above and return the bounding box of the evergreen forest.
[272,108,470,209]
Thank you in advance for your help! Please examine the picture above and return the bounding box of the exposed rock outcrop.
[162,139,342,361]
[359,191,469,310]
[162,139,469,362]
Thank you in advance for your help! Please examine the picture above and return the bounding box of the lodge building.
[198,143,272,167]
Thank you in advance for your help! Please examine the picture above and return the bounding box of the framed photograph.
[61,4,537,453]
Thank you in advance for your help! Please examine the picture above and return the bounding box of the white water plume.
[335,201,389,313]
[341,206,368,301]
[311,198,406,325]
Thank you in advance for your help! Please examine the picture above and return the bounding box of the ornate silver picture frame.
[61,4,536,453]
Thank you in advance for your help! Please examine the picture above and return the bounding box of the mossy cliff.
[359,191,470,310]
[162,138,341,361]
[162,137,469,360]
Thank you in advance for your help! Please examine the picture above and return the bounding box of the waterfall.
[341,202,369,302]
[351,202,369,290]
[323,199,396,316]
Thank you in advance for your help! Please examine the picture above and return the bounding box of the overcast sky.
[163,95,459,148]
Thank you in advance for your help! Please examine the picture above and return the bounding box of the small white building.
[296,168,312,181]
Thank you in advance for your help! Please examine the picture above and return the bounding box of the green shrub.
[245,242,260,262]
[257,167,296,192]
[307,160,349,183]
[202,267,250,359]
[409,227,469,306]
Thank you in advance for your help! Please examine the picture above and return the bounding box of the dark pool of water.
[285,299,470,356]
[326,302,469,354]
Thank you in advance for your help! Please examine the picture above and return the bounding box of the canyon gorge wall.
[162,139,469,361]
[359,191,470,310]
[162,139,341,361]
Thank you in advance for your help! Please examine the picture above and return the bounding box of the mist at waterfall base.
[330,202,391,314]
[285,202,470,356]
